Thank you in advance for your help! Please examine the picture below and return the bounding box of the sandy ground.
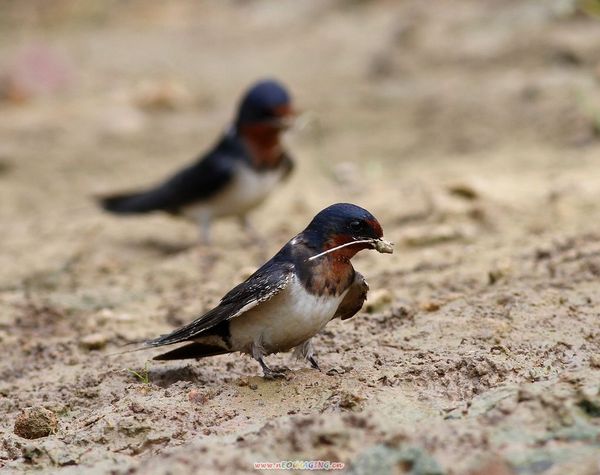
[1,1,600,474]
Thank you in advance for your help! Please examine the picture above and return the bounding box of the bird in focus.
[99,79,296,244]
[142,203,394,378]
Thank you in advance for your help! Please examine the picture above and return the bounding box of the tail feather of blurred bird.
[99,188,173,214]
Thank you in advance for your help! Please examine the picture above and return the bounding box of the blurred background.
[2,1,600,474]
[3,0,600,257]
[2,0,600,278]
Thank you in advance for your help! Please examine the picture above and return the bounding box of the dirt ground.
[1,1,600,474]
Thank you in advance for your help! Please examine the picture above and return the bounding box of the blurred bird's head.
[302,203,394,261]
[235,79,294,131]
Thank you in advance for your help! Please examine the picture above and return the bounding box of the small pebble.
[338,391,364,410]
[365,289,393,313]
[446,181,481,200]
[14,407,58,439]
[188,389,209,404]
[420,301,440,312]
[79,333,108,351]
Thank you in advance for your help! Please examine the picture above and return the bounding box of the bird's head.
[302,203,394,261]
[235,79,294,131]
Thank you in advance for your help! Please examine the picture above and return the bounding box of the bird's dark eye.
[349,220,362,231]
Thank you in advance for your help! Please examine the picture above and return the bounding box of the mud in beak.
[371,238,394,254]
[306,237,394,262]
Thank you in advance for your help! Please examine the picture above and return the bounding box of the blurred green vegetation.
[578,0,600,17]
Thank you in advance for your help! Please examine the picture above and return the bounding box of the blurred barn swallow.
[143,203,393,378]
[99,79,296,244]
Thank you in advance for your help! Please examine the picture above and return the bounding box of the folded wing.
[334,272,369,320]
[145,258,294,348]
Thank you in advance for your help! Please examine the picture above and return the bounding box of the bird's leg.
[195,213,217,274]
[252,340,286,379]
[293,339,321,371]
[197,213,212,246]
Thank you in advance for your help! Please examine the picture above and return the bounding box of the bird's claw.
[259,358,290,379]
[271,365,291,373]
[308,356,321,371]
[263,370,288,380]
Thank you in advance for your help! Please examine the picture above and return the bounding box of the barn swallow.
[143,203,394,378]
[98,79,295,244]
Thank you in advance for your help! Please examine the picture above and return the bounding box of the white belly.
[183,163,284,220]
[229,275,348,354]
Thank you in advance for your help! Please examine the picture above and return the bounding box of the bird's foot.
[270,365,291,374]
[308,356,321,372]
[325,367,345,376]
[262,369,288,380]
[258,358,289,379]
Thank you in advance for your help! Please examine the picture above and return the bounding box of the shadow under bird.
[98,79,296,244]
[142,203,394,378]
